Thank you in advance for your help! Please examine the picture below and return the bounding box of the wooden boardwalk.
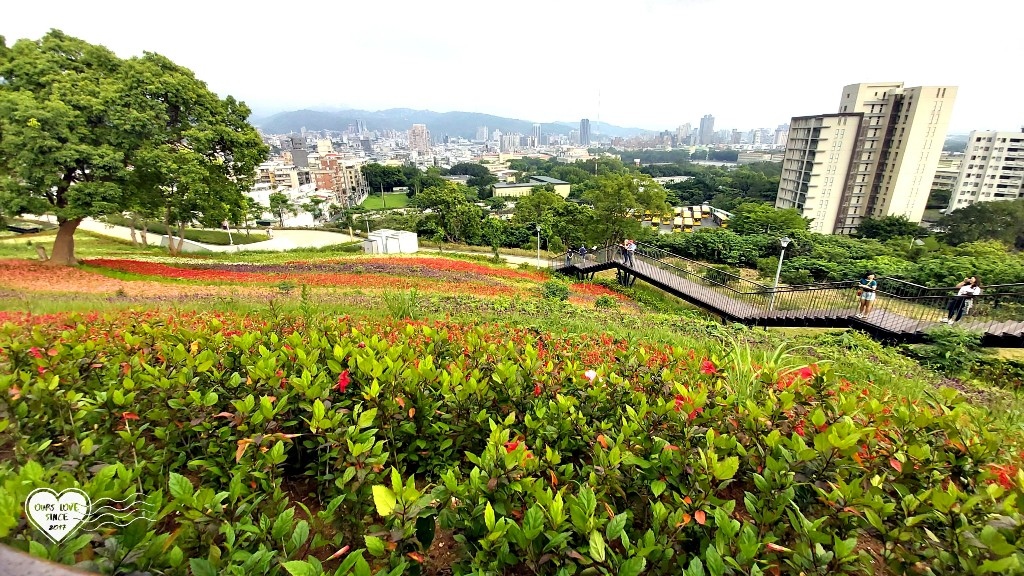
[559,253,1024,345]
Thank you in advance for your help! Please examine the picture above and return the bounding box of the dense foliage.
[1,310,1021,575]
[0,30,267,264]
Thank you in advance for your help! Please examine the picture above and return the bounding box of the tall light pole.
[536,224,542,266]
[769,236,791,312]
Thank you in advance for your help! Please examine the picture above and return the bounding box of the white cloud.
[3,0,1020,132]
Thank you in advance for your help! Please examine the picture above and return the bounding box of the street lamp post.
[536,224,542,267]
[769,236,791,312]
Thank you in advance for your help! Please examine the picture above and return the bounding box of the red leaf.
[890,458,903,473]
[407,552,424,563]
[680,512,692,526]
[694,510,706,525]
[122,412,140,421]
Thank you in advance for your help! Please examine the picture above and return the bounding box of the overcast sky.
[3,0,1020,133]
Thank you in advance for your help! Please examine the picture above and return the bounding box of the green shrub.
[909,326,989,377]
[594,295,618,309]
[540,279,569,300]
[382,288,420,319]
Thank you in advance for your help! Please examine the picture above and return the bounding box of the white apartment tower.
[776,114,863,232]
[947,130,1024,211]
[408,124,431,154]
[775,82,956,234]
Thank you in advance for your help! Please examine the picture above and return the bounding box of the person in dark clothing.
[947,276,982,324]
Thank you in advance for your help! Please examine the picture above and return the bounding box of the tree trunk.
[164,207,177,256]
[47,218,82,266]
[140,222,149,247]
[176,221,185,253]
[129,214,139,247]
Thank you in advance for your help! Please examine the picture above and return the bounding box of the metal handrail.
[551,242,1024,340]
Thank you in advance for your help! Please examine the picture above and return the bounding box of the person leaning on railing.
[946,276,982,324]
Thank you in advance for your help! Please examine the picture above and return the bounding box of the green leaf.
[606,512,628,540]
[365,535,386,557]
[979,556,1020,574]
[357,408,378,429]
[415,515,436,549]
[705,545,726,576]
[589,530,606,562]
[685,557,705,576]
[523,505,545,539]
[289,520,310,552]
[619,556,646,576]
[371,485,397,517]
[312,399,325,422]
[190,558,218,576]
[281,560,320,576]
[484,502,496,532]
[169,472,193,502]
[713,456,739,481]
[650,480,666,497]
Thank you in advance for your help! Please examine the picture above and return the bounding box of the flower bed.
[83,258,535,296]
[1,311,1021,575]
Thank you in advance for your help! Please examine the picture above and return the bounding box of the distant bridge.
[552,243,1024,347]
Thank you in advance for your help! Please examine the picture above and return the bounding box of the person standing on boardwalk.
[625,239,637,267]
[578,244,588,264]
[855,272,877,318]
[946,276,982,324]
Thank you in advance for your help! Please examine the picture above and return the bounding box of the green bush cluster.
[541,280,570,301]
[654,229,1024,286]
[1,312,1022,575]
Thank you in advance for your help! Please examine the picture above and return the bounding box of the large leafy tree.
[0,31,130,264]
[121,53,266,255]
[728,202,810,236]
[583,172,667,244]
[361,163,406,192]
[0,30,266,263]
[939,199,1024,249]
[856,215,926,242]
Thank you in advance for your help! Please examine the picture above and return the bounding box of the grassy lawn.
[360,192,411,210]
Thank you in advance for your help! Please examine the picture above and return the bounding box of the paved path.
[75,219,356,252]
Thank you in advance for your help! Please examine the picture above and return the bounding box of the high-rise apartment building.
[569,129,580,145]
[532,124,542,146]
[408,124,431,154]
[676,124,691,143]
[580,119,591,146]
[774,124,790,148]
[476,126,489,142]
[775,82,956,234]
[947,130,1024,212]
[776,114,863,232]
[698,114,715,145]
[281,135,309,168]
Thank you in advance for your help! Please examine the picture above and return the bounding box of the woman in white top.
[946,276,982,324]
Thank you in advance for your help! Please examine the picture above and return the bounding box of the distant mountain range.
[252,108,652,139]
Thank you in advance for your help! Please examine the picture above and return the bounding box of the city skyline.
[3,0,1020,134]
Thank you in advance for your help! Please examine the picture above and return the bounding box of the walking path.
[74,219,357,253]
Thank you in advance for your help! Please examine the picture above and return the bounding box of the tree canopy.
[728,202,810,236]
[584,172,668,243]
[856,215,927,242]
[0,30,266,263]
[939,199,1024,250]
